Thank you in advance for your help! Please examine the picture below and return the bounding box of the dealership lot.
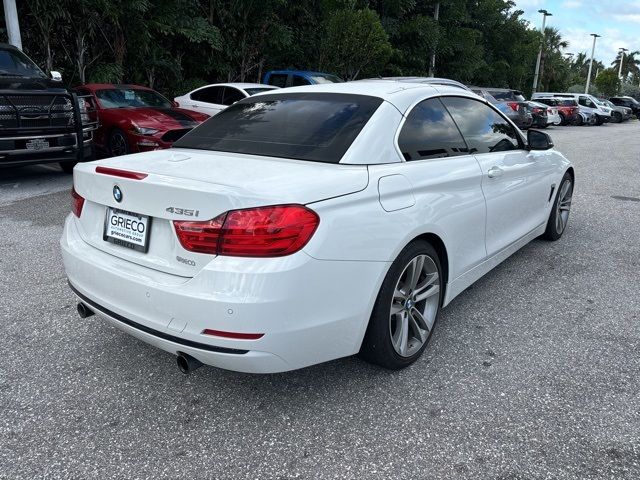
[1,123,639,479]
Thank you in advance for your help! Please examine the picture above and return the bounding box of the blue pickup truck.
[263,70,343,88]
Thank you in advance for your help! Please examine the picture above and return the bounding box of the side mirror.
[50,70,62,82]
[172,100,179,108]
[528,129,554,150]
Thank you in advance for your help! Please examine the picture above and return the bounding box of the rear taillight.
[173,204,320,257]
[507,102,520,112]
[71,187,84,218]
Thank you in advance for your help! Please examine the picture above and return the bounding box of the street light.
[618,47,629,80]
[585,33,601,94]
[532,9,552,93]
[2,0,22,50]
[428,2,440,77]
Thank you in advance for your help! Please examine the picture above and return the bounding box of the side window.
[579,96,595,108]
[292,75,311,87]
[222,87,245,105]
[442,97,520,154]
[191,86,223,104]
[398,98,468,161]
[267,74,288,88]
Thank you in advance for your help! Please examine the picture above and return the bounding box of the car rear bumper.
[61,215,389,373]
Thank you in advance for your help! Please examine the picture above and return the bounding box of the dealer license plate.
[103,207,151,252]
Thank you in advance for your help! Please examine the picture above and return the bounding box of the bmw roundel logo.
[113,185,123,203]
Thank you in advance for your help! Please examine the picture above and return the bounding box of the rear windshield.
[309,74,344,84]
[487,90,525,102]
[244,87,277,96]
[174,92,382,163]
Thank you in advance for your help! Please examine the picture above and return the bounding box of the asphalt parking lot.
[1,122,639,479]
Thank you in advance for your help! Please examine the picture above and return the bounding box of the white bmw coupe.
[61,80,573,374]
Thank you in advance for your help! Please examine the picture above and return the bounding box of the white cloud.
[611,14,640,23]
[563,0,583,8]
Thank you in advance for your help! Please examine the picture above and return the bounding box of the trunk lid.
[73,148,368,276]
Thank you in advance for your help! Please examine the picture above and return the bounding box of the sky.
[514,0,640,66]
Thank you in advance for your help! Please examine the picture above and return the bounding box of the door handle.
[488,166,503,178]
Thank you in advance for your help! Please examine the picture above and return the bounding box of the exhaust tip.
[77,302,94,318]
[177,352,203,374]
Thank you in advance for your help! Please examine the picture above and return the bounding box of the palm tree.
[611,50,640,80]
[539,27,569,90]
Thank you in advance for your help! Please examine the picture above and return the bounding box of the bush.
[620,83,640,100]
[567,83,601,96]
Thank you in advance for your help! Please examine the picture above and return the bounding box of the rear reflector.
[202,329,264,340]
[71,187,84,217]
[95,166,148,180]
[174,204,319,257]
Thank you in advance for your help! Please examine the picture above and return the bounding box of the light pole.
[428,2,440,77]
[585,33,601,93]
[618,47,628,80]
[532,9,552,93]
[2,0,22,50]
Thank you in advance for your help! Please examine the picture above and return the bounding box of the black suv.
[609,96,640,119]
[0,43,96,172]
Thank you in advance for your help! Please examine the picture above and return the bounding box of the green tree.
[611,50,640,81]
[320,8,392,80]
[595,68,621,97]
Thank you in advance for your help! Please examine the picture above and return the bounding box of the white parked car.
[174,83,279,116]
[62,81,574,374]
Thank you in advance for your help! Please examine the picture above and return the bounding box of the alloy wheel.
[556,179,573,235]
[110,132,128,156]
[389,254,440,357]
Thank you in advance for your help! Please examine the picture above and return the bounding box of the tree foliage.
[320,8,392,80]
[594,68,621,97]
[1,0,606,98]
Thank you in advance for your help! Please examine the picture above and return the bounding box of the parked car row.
[3,47,638,172]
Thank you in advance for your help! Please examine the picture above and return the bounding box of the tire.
[558,112,566,126]
[59,161,77,174]
[108,128,130,157]
[573,115,583,126]
[360,240,443,369]
[595,115,603,126]
[612,112,622,123]
[542,172,573,241]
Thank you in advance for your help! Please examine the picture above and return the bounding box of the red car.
[533,98,579,125]
[75,84,209,157]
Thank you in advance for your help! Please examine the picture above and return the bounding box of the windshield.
[244,87,278,96]
[174,92,382,163]
[0,48,47,78]
[309,74,343,84]
[95,88,171,109]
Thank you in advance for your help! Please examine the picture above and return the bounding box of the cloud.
[611,14,640,23]
[563,0,583,7]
